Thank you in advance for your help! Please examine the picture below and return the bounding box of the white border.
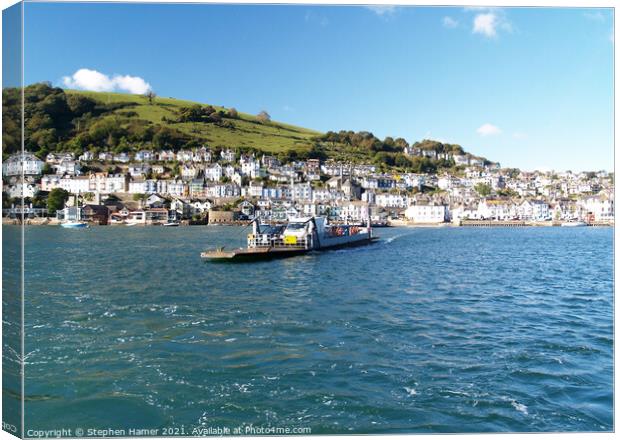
[0,2,616,440]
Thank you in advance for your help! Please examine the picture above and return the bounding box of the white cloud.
[113,75,152,95]
[62,68,152,94]
[473,13,499,37]
[513,131,527,139]
[470,8,512,38]
[365,6,397,17]
[477,123,502,136]
[442,16,458,29]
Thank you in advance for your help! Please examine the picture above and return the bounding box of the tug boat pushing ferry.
[201,216,378,261]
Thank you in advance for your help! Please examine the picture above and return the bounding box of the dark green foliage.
[176,105,228,124]
[497,188,518,197]
[46,188,69,215]
[412,139,465,156]
[474,183,492,197]
[2,191,10,209]
[228,107,238,118]
[2,83,192,156]
[41,163,54,175]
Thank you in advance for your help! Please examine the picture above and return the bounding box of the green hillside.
[3,83,488,174]
[64,90,321,153]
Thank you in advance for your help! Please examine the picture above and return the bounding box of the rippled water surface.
[10,225,614,433]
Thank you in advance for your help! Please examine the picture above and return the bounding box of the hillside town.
[2,146,614,226]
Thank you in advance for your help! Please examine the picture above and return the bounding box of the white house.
[519,199,550,221]
[59,175,90,194]
[220,149,236,162]
[41,174,62,191]
[338,201,370,222]
[2,152,44,177]
[291,182,312,201]
[375,193,409,208]
[404,203,448,223]
[580,192,614,222]
[477,199,517,220]
[204,164,222,182]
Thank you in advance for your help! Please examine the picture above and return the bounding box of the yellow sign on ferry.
[284,235,298,245]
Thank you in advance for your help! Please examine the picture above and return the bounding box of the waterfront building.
[261,155,280,169]
[338,200,370,222]
[241,158,261,179]
[60,175,90,194]
[477,198,517,220]
[157,150,176,162]
[2,152,44,177]
[405,203,449,223]
[181,164,199,180]
[78,151,95,161]
[205,164,223,182]
[190,200,212,215]
[519,199,551,221]
[177,150,194,163]
[135,150,155,162]
[292,182,312,201]
[166,180,188,197]
[128,178,147,194]
[189,178,206,197]
[223,165,236,179]
[580,192,615,222]
[128,164,151,177]
[6,182,38,199]
[81,204,110,225]
[54,159,82,176]
[375,193,409,208]
[220,149,236,162]
[98,152,113,162]
[45,152,75,164]
[113,152,131,163]
[41,174,62,191]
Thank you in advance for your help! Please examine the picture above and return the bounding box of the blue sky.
[20,2,614,171]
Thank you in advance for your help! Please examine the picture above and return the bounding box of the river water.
[3,225,613,434]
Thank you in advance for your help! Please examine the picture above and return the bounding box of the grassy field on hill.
[3,83,483,174]
[65,90,321,154]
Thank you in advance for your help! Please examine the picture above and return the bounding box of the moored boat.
[163,222,180,227]
[561,221,588,227]
[60,221,88,228]
[201,216,378,261]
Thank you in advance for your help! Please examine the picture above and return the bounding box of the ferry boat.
[201,216,378,261]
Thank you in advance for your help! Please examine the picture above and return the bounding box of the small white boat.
[163,222,180,227]
[60,222,88,228]
[561,221,587,227]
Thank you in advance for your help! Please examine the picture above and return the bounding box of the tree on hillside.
[257,110,271,123]
[47,188,69,215]
[228,107,239,118]
[41,163,54,175]
[145,90,157,105]
[474,183,492,197]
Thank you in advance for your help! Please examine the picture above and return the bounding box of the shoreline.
[3,218,613,228]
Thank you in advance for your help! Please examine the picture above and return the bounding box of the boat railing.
[248,233,311,249]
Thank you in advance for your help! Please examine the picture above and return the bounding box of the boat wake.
[384,232,415,244]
